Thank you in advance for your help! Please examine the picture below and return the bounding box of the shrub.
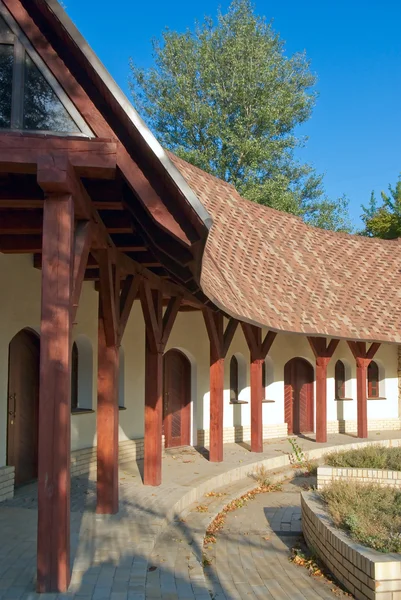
[321,481,401,553]
[325,445,401,471]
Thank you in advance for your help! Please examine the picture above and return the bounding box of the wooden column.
[140,282,181,485]
[203,313,238,462]
[96,254,140,510]
[97,315,119,513]
[37,194,74,593]
[308,337,340,443]
[348,341,380,439]
[242,325,277,453]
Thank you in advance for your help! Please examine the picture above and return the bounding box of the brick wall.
[317,465,401,490]
[70,437,155,477]
[327,419,401,434]
[197,423,288,447]
[0,466,14,502]
[302,491,401,600]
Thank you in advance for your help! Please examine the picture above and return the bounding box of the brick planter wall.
[302,491,401,600]
[327,419,401,434]
[317,465,401,490]
[197,423,288,447]
[0,466,14,502]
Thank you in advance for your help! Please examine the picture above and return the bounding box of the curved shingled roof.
[170,154,401,344]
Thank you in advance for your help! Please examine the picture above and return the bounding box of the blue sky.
[63,0,401,228]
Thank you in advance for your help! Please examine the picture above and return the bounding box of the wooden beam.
[118,275,140,343]
[203,310,223,358]
[0,134,117,179]
[139,280,161,355]
[0,234,42,253]
[72,221,92,323]
[161,296,182,348]
[37,194,74,593]
[222,318,239,357]
[261,331,277,358]
[0,209,43,233]
[97,250,118,347]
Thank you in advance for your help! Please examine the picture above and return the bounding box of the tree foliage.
[129,0,351,231]
[360,176,401,239]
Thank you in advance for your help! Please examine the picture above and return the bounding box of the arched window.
[368,361,380,398]
[230,356,239,403]
[335,360,345,400]
[71,342,79,412]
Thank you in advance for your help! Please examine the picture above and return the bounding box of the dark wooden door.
[284,358,314,435]
[7,329,40,486]
[163,350,191,448]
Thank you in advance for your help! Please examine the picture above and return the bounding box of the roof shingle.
[170,153,401,344]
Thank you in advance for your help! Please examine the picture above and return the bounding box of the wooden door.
[163,350,191,448]
[7,329,40,486]
[284,358,314,435]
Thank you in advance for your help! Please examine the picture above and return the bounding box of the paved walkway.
[203,476,351,599]
[1,431,398,598]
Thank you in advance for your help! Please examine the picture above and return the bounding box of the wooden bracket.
[308,337,340,361]
[203,311,238,359]
[347,341,380,364]
[97,249,118,347]
[241,323,276,361]
[139,279,182,354]
[72,221,92,323]
[118,275,140,344]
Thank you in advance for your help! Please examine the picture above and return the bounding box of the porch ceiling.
[0,133,209,309]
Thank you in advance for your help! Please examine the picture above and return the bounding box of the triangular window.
[23,53,78,132]
[0,6,92,135]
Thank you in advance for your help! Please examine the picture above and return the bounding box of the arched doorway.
[284,358,314,435]
[7,329,40,486]
[163,349,191,448]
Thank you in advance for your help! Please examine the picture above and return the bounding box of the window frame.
[71,341,79,412]
[334,360,346,400]
[0,4,92,136]
[230,355,239,404]
[368,360,380,399]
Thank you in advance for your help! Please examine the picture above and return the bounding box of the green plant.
[321,481,401,553]
[325,445,401,471]
[288,437,306,464]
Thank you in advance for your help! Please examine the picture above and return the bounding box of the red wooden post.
[308,338,340,444]
[144,344,164,485]
[250,358,264,452]
[37,194,74,593]
[140,283,181,485]
[347,342,380,439]
[97,316,119,513]
[242,325,276,453]
[209,350,225,462]
[315,357,330,443]
[203,313,238,463]
[356,358,369,439]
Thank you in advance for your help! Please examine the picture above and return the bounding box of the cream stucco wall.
[0,253,399,469]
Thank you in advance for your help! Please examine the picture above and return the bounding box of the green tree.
[361,176,401,238]
[129,0,351,231]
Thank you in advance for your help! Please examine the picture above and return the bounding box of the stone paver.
[203,476,352,599]
[1,431,397,598]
